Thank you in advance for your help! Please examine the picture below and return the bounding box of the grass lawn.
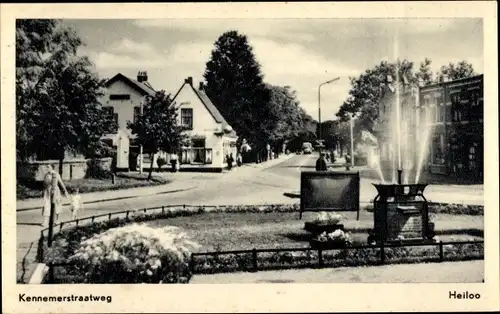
[147,211,483,252]
[17,172,171,200]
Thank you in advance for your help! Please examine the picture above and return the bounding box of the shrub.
[85,159,112,179]
[64,224,200,283]
[156,157,167,171]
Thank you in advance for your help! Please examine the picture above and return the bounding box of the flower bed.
[40,203,484,283]
[46,224,199,284]
[304,212,345,235]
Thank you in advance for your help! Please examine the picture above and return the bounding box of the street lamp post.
[350,113,355,168]
[318,77,340,154]
[139,99,144,174]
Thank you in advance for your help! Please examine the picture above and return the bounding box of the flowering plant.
[316,229,352,245]
[312,212,345,225]
[68,223,200,283]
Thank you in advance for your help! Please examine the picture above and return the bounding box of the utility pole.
[318,77,340,154]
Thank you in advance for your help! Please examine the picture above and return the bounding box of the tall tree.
[266,85,305,147]
[437,60,476,81]
[16,19,109,175]
[415,58,434,86]
[203,30,276,156]
[127,91,187,181]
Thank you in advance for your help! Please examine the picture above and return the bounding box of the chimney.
[137,71,148,83]
[199,82,204,90]
[185,77,193,85]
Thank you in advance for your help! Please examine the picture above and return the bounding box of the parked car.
[302,142,313,154]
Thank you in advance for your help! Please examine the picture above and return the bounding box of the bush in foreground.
[56,224,200,283]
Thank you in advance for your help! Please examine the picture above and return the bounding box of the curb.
[16,186,196,212]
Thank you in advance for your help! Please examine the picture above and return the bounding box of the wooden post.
[380,242,386,264]
[318,249,324,267]
[439,241,444,262]
[252,249,258,272]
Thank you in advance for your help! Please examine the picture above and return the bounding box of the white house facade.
[171,77,238,171]
[99,71,155,170]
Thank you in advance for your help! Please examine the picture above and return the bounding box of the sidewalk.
[190,260,484,283]
[16,178,197,212]
[16,154,295,212]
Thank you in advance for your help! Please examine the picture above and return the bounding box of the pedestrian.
[170,152,179,172]
[345,154,352,171]
[315,153,328,171]
[41,165,69,227]
[229,153,234,169]
[70,187,84,220]
[236,152,243,167]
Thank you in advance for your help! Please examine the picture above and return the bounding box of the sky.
[66,18,483,120]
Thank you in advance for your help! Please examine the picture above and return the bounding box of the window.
[181,108,193,129]
[102,106,118,133]
[191,139,205,164]
[205,149,213,164]
[431,134,445,165]
[109,94,131,101]
[133,106,141,123]
[437,105,446,123]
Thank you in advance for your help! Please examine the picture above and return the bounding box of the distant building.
[375,74,484,182]
[171,77,238,171]
[417,74,483,181]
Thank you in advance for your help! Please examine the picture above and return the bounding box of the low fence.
[43,240,484,283]
[189,240,484,274]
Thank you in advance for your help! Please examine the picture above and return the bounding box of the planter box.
[310,239,348,250]
[304,222,344,234]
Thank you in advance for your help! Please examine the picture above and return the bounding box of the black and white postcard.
[2,1,499,313]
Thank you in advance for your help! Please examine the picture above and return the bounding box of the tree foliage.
[203,30,276,151]
[335,58,477,142]
[127,91,187,180]
[437,61,477,82]
[16,19,108,167]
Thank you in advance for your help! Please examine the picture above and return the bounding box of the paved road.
[16,154,313,227]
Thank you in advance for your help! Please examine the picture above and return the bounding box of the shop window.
[205,149,213,164]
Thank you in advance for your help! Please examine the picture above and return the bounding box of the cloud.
[108,38,158,55]
[133,19,319,42]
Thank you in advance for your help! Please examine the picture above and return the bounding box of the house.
[99,71,155,170]
[171,77,238,172]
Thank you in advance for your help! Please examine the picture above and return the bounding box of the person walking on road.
[236,152,243,167]
[315,153,328,171]
[41,165,69,227]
